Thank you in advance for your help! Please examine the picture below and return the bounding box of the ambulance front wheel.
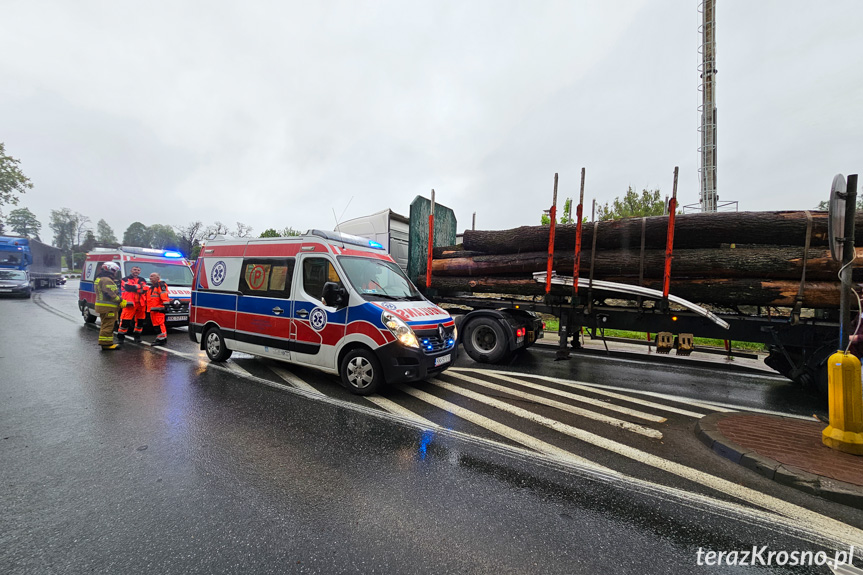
[340,348,384,396]
[204,327,233,362]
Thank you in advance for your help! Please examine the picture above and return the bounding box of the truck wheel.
[204,327,233,362]
[340,348,383,395]
[82,306,97,324]
[463,317,508,363]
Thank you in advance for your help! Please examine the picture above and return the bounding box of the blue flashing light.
[163,251,183,258]
[368,240,384,250]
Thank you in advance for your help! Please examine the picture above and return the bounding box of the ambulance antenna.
[333,196,354,233]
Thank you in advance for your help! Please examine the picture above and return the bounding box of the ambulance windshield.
[338,256,422,301]
[123,262,193,287]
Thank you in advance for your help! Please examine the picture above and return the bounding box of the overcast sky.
[2,1,862,245]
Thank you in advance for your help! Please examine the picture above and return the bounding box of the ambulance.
[190,230,457,395]
[78,247,194,327]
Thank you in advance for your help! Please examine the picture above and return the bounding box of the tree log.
[431,246,863,281]
[461,211,863,254]
[429,275,841,307]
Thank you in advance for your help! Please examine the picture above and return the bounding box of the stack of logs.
[428,211,863,308]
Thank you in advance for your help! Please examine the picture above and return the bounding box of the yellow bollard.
[822,351,863,455]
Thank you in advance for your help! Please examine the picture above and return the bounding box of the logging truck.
[344,199,848,394]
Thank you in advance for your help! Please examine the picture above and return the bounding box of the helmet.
[101,262,121,275]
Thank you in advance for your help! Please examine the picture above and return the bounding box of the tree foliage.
[7,207,41,239]
[175,221,205,258]
[149,224,179,250]
[259,226,302,238]
[0,143,33,210]
[81,230,97,252]
[96,219,118,245]
[596,187,668,221]
[49,208,83,252]
[123,222,152,247]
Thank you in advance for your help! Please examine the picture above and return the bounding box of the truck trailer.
[0,235,63,289]
[348,198,845,394]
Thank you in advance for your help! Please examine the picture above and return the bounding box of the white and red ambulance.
[190,230,457,395]
[78,247,194,328]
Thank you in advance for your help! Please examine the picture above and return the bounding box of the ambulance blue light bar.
[309,230,386,250]
[120,246,186,259]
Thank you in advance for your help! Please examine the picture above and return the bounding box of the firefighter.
[94,262,132,350]
[146,272,170,346]
[118,266,147,343]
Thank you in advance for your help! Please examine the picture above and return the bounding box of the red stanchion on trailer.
[662,167,679,300]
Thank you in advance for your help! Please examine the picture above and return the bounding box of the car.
[0,269,32,298]
[57,275,67,285]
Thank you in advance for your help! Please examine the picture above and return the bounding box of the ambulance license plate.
[170,315,188,322]
[434,354,451,367]
[0,289,11,292]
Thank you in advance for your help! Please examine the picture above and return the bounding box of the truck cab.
[190,230,457,395]
[78,247,193,327]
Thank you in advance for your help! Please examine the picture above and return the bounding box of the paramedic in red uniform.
[117,265,147,343]
[147,272,170,346]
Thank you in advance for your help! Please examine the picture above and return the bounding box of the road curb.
[695,412,863,510]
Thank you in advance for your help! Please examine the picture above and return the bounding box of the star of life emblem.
[309,307,327,331]
[211,261,227,286]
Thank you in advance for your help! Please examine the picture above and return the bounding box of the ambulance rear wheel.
[82,306,97,324]
[204,327,233,362]
[340,348,383,396]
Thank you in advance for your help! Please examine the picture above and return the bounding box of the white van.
[190,230,457,395]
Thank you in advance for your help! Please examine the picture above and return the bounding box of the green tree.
[96,219,118,245]
[81,230,97,253]
[0,143,33,221]
[259,228,280,238]
[175,221,204,258]
[123,222,152,247]
[49,208,80,252]
[259,227,302,237]
[149,224,179,250]
[7,207,41,239]
[596,187,668,221]
[541,198,582,225]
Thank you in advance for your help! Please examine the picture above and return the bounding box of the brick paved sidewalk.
[696,412,863,509]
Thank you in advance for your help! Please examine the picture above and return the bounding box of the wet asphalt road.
[1,283,861,574]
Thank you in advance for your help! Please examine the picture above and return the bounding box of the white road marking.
[509,370,816,421]
[442,371,663,439]
[224,361,256,378]
[429,377,863,547]
[118,344,863,550]
[449,370,667,423]
[398,385,607,470]
[268,364,323,395]
[365,395,440,428]
[451,368,710,418]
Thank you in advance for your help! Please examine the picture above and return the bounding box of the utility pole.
[699,0,718,212]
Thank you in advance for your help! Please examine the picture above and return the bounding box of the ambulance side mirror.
[322,282,348,309]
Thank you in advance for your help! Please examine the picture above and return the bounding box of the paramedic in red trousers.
[147,272,170,346]
[94,262,133,351]
[117,265,147,343]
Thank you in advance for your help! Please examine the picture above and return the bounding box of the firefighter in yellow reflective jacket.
[94,262,132,350]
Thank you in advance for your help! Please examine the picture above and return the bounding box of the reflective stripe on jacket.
[147,281,170,312]
[95,277,123,312]
[121,275,147,305]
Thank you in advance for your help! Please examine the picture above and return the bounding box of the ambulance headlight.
[382,311,418,349]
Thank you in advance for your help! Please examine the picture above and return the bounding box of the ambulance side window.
[302,258,342,303]
[239,258,295,298]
